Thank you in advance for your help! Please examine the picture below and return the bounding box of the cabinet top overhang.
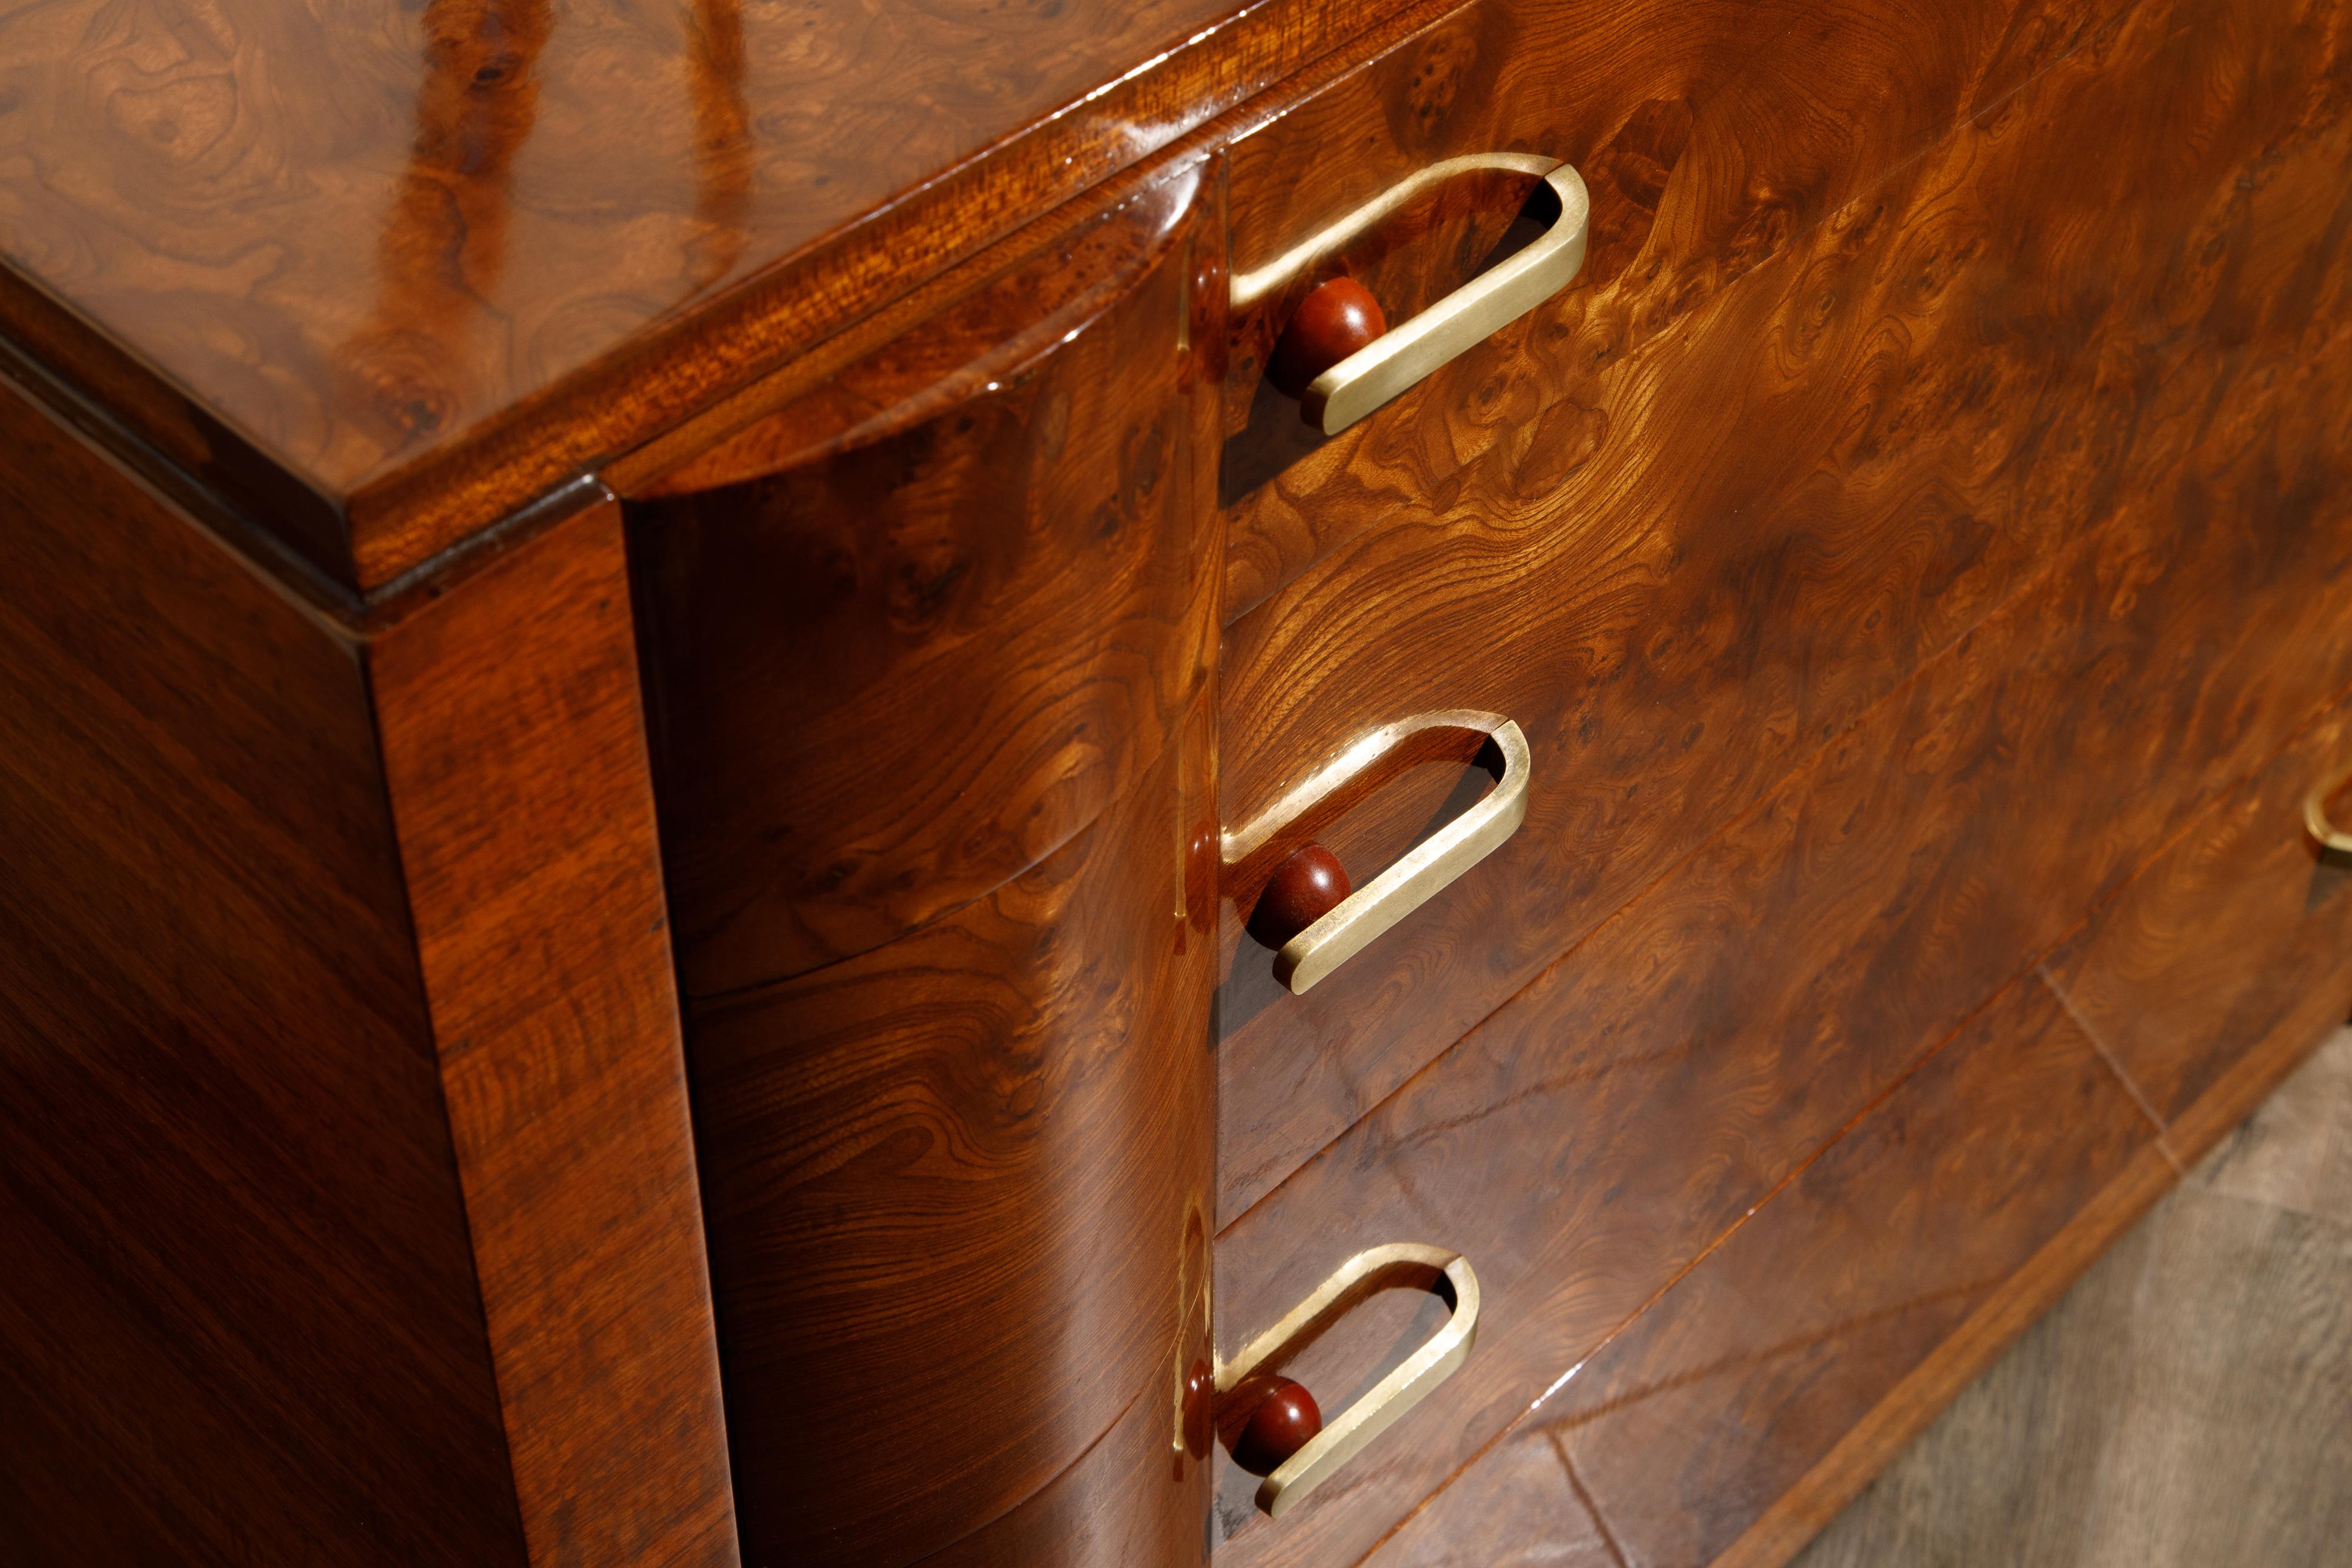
[0,0,1400,591]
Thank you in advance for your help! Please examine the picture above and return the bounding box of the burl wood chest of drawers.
[4,0,2350,1564]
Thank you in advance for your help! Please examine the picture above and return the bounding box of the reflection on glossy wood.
[2044,701,2352,1149]
[0,0,1428,588]
[687,699,1217,1568]
[1217,0,2129,618]
[630,168,1223,995]
[370,500,739,1568]
[1216,150,2352,1568]
[0,371,522,1565]
[1546,975,2152,1568]
[336,0,560,454]
[1214,0,2352,1220]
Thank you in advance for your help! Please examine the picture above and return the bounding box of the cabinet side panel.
[369,500,740,1568]
[0,373,527,1565]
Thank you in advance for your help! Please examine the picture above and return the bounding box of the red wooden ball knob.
[1269,278,1388,399]
[1231,1376,1323,1476]
[1248,844,1351,949]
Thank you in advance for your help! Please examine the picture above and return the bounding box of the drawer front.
[1211,0,2352,1221]
[689,698,1218,1568]
[628,163,1221,997]
[1214,454,2352,1568]
[1215,0,2123,620]
[1371,690,2352,1568]
[1209,10,2352,1536]
[1365,968,2159,1568]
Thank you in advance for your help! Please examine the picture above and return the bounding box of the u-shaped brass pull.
[1231,155,1592,434]
[1218,1243,1481,1519]
[1224,710,1531,994]
[2306,764,2352,852]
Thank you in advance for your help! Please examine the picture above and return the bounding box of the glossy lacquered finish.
[0,370,517,1566]
[0,373,736,1567]
[1212,0,2352,1223]
[369,503,738,1568]
[629,164,1224,996]
[2046,701,2352,1159]
[1214,7,2352,1554]
[1369,694,2352,1568]
[1375,972,2169,1568]
[653,158,1230,1567]
[688,699,1219,1568]
[1216,0,2141,621]
[0,0,1438,590]
[8,0,2352,1564]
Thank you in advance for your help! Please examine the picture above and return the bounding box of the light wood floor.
[1793,1027,2352,1567]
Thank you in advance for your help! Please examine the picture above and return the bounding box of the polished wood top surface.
[0,0,1404,589]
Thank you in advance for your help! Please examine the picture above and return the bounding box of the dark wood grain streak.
[1215,0,2133,620]
[629,162,1224,995]
[369,497,739,1568]
[689,696,1218,1568]
[0,370,524,1565]
[0,0,1444,590]
[1211,119,2352,1568]
[1214,0,2352,1220]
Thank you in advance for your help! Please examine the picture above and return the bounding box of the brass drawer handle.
[1232,154,1592,435]
[1219,1243,1481,1519]
[1224,711,1531,994]
[2306,764,2352,851]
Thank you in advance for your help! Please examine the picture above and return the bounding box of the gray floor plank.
[1792,1029,2352,1568]
[2196,1030,2352,1227]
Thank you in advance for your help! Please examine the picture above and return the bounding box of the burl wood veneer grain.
[629,163,1224,995]
[0,370,524,1564]
[1379,725,2352,1566]
[0,0,1431,589]
[1215,0,2139,620]
[1213,0,2352,1221]
[687,697,1219,1568]
[370,498,739,1568]
[1211,71,2352,1568]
